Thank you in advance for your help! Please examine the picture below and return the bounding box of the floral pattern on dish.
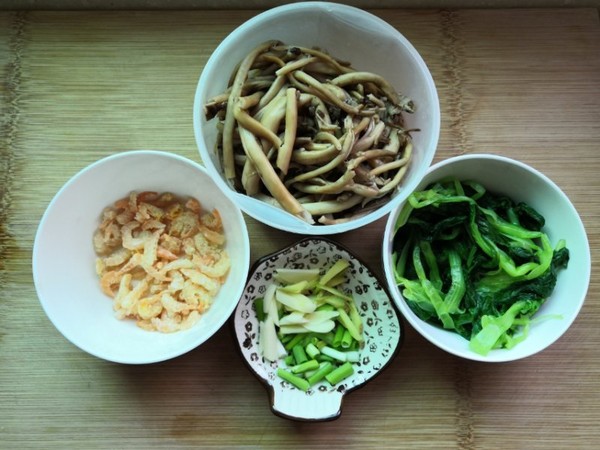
[233,237,403,421]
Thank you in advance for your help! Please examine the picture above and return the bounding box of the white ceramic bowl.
[234,237,403,421]
[33,150,250,364]
[193,1,440,235]
[382,154,591,362]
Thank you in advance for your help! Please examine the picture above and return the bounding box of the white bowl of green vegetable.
[234,237,403,421]
[382,154,590,362]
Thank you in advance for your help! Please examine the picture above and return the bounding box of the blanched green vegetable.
[392,178,569,355]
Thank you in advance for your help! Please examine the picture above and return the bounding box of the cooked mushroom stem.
[293,71,361,115]
[239,125,313,223]
[223,40,280,179]
[284,71,311,93]
[204,92,230,119]
[347,183,380,198]
[303,142,333,151]
[292,145,339,165]
[331,71,401,106]
[321,83,354,104]
[272,45,354,74]
[302,194,363,216]
[317,215,353,225]
[205,41,416,224]
[241,159,260,195]
[378,165,409,194]
[275,56,318,77]
[257,75,287,110]
[287,118,355,184]
[392,139,413,166]
[370,141,413,176]
[254,89,287,154]
[276,87,298,174]
[383,128,401,153]
[237,91,263,110]
[293,170,356,195]
[242,78,276,93]
[353,116,371,135]
[314,131,342,150]
[353,164,376,185]
[352,120,386,154]
[347,149,398,170]
[234,101,282,150]
[257,53,286,69]
[366,93,386,108]
[378,142,413,194]
[305,95,335,131]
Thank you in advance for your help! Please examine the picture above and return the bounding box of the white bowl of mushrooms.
[193,1,440,234]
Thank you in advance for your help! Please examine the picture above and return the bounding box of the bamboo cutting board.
[1,8,599,449]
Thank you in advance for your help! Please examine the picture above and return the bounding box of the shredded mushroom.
[204,41,417,225]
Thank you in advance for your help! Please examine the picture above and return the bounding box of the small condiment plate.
[232,237,403,421]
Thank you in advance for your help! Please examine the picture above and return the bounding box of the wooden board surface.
[1,8,599,449]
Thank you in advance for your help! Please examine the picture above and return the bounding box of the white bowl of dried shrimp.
[33,150,250,364]
[193,1,440,234]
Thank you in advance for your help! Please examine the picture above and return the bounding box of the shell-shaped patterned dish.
[233,237,403,421]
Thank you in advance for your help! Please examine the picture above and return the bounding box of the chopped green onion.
[303,368,319,378]
[305,342,320,359]
[279,333,294,344]
[320,345,348,362]
[344,350,360,363]
[291,359,319,374]
[318,334,333,347]
[277,368,310,391]
[284,333,304,351]
[325,362,354,385]
[340,328,353,349]
[332,325,345,348]
[292,343,308,365]
[307,362,335,386]
[316,354,335,363]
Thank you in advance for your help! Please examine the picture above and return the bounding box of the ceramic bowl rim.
[193,1,441,235]
[382,153,591,362]
[32,149,251,364]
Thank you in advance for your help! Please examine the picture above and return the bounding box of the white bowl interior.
[33,150,250,364]
[383,154,590,362]
[193,1,440,235]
